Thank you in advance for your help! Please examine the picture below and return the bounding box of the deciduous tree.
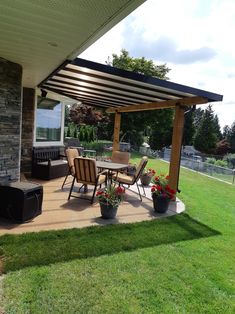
[107,50,173,149]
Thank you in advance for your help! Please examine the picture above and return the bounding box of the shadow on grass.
[0,213,220,273]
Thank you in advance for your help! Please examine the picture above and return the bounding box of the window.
[35,96,63,143]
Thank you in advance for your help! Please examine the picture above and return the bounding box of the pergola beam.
[112,111,121,152]
[168,105,186,192]
[107,96,208,113]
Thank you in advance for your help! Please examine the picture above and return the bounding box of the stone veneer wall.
[0,58,22,184]
[21,88,35,173]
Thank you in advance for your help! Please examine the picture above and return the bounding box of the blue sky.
[80,0,235,129]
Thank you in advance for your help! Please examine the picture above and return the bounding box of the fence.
[162,149,235,185]
[139,146,159,158]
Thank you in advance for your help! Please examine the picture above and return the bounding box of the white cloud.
[80,0,235,129]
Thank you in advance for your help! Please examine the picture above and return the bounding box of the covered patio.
[39,57,223,191]
[0,176,185,235]
[1,56,223,234]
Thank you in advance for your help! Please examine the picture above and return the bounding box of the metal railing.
[162,153,235,184]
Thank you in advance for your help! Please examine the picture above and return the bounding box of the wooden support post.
[112,111,121,153]
[169,105,185,192]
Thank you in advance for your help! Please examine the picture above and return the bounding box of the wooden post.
[112,111,121,153]
[169,105,185,192]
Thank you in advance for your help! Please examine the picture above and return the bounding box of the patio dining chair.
[61,148,80,189]
[68,157,107,204]
[108,150,131,179]
[111,150,130,164]
[113,156,148,201]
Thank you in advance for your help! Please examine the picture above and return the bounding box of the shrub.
[214,160,228,168]
[206,157,216,165]
[223,153,235,168]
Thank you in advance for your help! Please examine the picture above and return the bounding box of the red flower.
[96,190,104,196]
[116,186,125,195]
[151,187,156,192]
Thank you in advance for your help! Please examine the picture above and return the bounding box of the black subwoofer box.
[0,182,43,222]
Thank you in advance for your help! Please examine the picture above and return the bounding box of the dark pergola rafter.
[39,58,223,192]
[39,57,222,110]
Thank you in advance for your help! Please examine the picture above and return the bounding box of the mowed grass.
[1,157,235,313]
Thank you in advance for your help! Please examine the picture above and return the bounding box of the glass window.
[36,96,62,142]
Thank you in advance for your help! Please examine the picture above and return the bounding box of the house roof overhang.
[39,57,223,113]
[0,0,145,87]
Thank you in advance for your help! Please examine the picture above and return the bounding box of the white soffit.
[0,0,145,87]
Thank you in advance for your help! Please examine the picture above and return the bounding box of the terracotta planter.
[140,175,152,186]
[152,194,170,213]
[99,203,118,219]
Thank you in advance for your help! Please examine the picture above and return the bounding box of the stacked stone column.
[0,58,22,184]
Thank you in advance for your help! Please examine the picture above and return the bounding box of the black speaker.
[0,182,43,222]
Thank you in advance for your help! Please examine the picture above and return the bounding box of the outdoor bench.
[32,146,68,180]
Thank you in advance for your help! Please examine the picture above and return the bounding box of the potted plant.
[151,174,176,213]
[140,168,156,186]
[96,184,125,219]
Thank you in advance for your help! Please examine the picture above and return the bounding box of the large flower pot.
[152,194,170,213]
[140,175,152,186]
[100,203,118,219]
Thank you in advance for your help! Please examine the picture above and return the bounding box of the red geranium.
[151,174,176,200]
[96,184,125,206]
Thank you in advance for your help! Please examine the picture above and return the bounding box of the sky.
[80,0,235,130]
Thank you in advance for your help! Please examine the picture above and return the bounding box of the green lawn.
[0,157,235,313]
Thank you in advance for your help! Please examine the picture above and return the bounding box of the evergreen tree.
[66,125,71,137]
[193,108,204,129]
[64,104,71,127]
[193,105,220,154]
[183,109,195,145]
[73,126,78,138]
[223,125,231,139]
[230,121,235,152]
[213,114,222,140]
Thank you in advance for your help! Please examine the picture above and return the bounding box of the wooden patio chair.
[68,157,107,204]
[61,148,80,189]
[109,150,131,178]
[111,150,130,164]
[113,156,148,201]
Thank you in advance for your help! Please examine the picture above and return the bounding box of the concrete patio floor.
[0,177,185,235]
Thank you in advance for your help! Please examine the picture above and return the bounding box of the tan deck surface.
[0,177,185,235]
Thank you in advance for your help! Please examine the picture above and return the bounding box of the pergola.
[39,58,223,191]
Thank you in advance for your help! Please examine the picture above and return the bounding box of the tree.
[107,50,173,149]
[193,108,204,129]
[216,139,230,155]
[222,122,235,153]
[69,104,104,126]
[230,121,235,152]
[213,114,222,140]
[193,105,220,154]
[69,103,110,142]
[223,125,231,140]
[64,104,71,127]
[149,110,173,150]
[183,109,195,145]
[107,49,170,79]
